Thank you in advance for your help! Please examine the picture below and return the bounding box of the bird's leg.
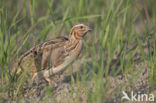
[44,77,58,87]
[44,77,51,84]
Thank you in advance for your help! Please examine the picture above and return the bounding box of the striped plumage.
[13,24,92,82]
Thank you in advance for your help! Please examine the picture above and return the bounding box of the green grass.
[0,0,156,102]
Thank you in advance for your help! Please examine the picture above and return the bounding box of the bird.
[13,24,92,84]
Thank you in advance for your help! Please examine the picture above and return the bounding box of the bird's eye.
[80,26,83,29]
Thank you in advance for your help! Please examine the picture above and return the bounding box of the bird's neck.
[66,31,82,50]
[69,30,80,42]
[65,31,82,54]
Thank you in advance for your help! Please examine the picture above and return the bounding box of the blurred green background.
[0,0,156,102]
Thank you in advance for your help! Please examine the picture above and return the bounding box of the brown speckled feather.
[13,24,91,80]
[16,36,69,75]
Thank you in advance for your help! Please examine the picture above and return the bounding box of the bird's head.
[70,24,92,40]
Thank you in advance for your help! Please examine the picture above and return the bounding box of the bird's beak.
[88,27,92,32]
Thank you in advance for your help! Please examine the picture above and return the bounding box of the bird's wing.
[40,36,70,71]
[18,36,68,62]
[15,36,69,74]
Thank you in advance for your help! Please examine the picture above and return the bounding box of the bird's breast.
[49,40,82,74]
[64,40,82,63]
